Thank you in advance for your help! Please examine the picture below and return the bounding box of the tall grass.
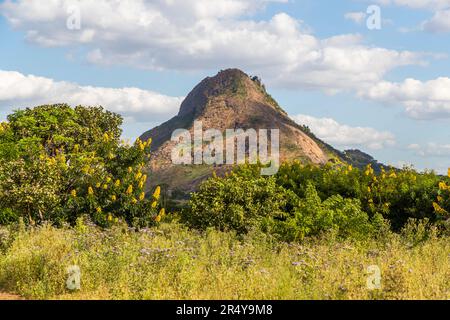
[0,221,448,300]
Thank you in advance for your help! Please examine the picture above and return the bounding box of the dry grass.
[0,221,448,300]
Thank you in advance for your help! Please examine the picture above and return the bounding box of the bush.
[0,104,163,227]
[184,173,293,234]
[185,172,384,242]
[276,162,449,230]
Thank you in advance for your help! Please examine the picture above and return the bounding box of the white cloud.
[376,0,450,32]
[408,142,450,156]
[422,9,450,32]
[0,70,184,122]
[344,12,367,24]
[376,0,450,10]
[292,114,396,150]
[360,77,450,119]
[0,0,423,93]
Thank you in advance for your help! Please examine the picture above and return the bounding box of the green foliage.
[266,184,379,241]
[0,104,162,227]
[184,170,384,241]
[184,173,292,234]
[186,161,450,241]
[276,162,450,230]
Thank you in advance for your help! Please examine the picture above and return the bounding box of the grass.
[0,221,448,300]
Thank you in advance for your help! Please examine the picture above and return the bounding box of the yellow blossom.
[70,190,77,198]
[88,186,94,195]
[159,208,166,217]
[103,184,108,190]
[126,185,133,195]
[115,180,121,187]
[139,192,145,201]
[439,182,447,190]
[153,186,161,200]
[448,168,450,178]
[135,172,143,181]
[108,214,113,222]
[128,167,133,173]
[111,195,117,202]
[151,201,158,209]
[367,187,371,193]
[96,207,102,214]
[96,182,101,188]
[132,198,138,204]
[433,202,447,214]
[155,215,161,222]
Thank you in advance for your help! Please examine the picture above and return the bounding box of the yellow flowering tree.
[274,162,446,231]
[434,170,450,224]
[0,104,162,227]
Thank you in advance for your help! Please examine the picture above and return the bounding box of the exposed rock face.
[140,69,342,194]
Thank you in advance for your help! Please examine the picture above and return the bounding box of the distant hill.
[341,149,389,173]
[140,69,385,195]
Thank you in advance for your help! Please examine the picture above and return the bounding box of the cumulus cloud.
[360,77,450,119]
[292,114,396,150]
[422,9,450,32]
[0,0,423,93]
[376,0,450,32]
[0,70,184,122]
[408,142,450,156]
[2,0,446,118]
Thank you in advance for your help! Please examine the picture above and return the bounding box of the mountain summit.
[141,69,343,194]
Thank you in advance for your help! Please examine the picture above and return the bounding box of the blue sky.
[1,0,450,172]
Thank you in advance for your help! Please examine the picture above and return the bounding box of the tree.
[0,104,162,227]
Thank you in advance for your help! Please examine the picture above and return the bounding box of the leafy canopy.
[0,104,162,227]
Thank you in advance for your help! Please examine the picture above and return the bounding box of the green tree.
[0,104,162,227]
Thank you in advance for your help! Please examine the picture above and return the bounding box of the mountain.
[341,149,388,174]
[140,69,351,196]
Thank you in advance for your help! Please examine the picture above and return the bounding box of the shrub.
[185,172,383,242]
[276,162,448,230]
[184,173,293,234]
